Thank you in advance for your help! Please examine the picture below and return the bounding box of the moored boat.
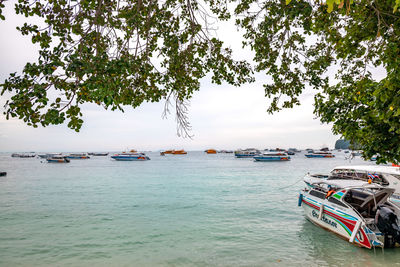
[111,152,150,161]
[254,152,290,162]
[160,149,186,155]
[46,156,70,163]
[305,151,335,158]
[205,149,217,154]
[11,153,36,158]
[172,150,187,155]
[38,153,59,159]
[300,179,400,249]
[235,148,260,158]
[66,153,90,159]
[218,150,233,153]
[269,148,286,152]
[90,152,109,156]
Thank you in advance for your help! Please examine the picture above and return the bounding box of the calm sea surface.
[1,151,400,266]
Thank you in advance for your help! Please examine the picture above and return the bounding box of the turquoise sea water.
[1,151,400,266]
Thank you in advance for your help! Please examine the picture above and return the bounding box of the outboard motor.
[376,205,400,248]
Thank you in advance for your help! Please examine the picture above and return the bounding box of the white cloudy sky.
[0,3,338,152]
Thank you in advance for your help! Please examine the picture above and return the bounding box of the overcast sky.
[0,3,338,152]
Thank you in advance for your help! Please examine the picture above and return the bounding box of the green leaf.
[326,0,335,12]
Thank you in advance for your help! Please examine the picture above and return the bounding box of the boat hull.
[111,156,150,161]
[305,154,335,158]
[91,153,109,156]
[254,156,290,161]
[46,158,70,163]
[301,194,378,249]
[235,154,258,158]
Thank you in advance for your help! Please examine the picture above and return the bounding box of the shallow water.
[1,152,400,266]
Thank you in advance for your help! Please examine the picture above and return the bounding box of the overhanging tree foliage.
[234,0,400,163]
[1,0,400,163]
[0,0,252,136]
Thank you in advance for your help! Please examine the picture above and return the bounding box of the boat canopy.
[308,178,391,190]
[333,165,400,176]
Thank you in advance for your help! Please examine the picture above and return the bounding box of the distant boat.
[269,148,285,152]
[305,151,335,158]
[66,153,90,159]
[47,155,70,163]
[205,149,217,154]
[254,152,290,162]
[235,149,260,158]
[111,152,150,161]
[0,172,6,176]
[38,153,59,159]
[218,150,233,153]
[172,150,187,155]
[89,152,109,156]
[160,149,187,155]
[11,153,35,158]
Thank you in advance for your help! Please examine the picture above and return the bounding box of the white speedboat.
[304,165,400,205]
[299,179,400,249]
[234,148,260,158]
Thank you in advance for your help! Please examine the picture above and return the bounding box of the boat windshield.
[343,188,391,218]
[389,174,400,182]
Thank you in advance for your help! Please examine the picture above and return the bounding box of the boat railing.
[309,174,329,179]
